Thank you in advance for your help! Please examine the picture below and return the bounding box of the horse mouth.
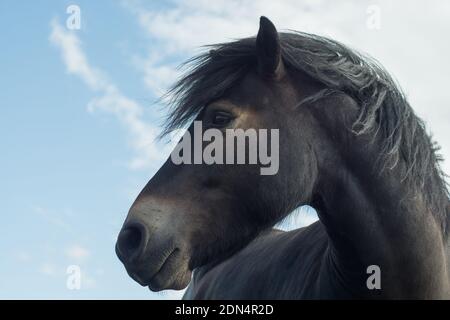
[126,248,192,291]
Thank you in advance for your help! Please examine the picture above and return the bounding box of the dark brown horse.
[116,17,450,299]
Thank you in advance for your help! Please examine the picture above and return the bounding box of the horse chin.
[126,248,193,292]
[147,268,192,292]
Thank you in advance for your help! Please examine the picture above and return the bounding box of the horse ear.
[256,16,285,79]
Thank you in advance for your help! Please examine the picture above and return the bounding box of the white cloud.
[124,0,367,53]
[131,53,180,97]
[50,19,172,170]
[39,263,57,276]
[66,245,90,261]
[49,20,110,92]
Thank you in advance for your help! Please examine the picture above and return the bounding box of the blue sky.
[0,0,448,299]
[0,0,180,299]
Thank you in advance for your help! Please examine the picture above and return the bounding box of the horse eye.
[212,111,232,126]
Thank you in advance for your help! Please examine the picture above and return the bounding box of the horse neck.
[310,127,449,298]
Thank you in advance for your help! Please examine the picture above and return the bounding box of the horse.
[116,16,450,299]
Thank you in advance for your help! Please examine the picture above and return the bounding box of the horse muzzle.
[116,219,192,291]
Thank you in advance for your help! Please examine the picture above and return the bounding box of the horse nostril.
[116,222,148,262]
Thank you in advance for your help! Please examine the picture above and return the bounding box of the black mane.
[162,31,449,233]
